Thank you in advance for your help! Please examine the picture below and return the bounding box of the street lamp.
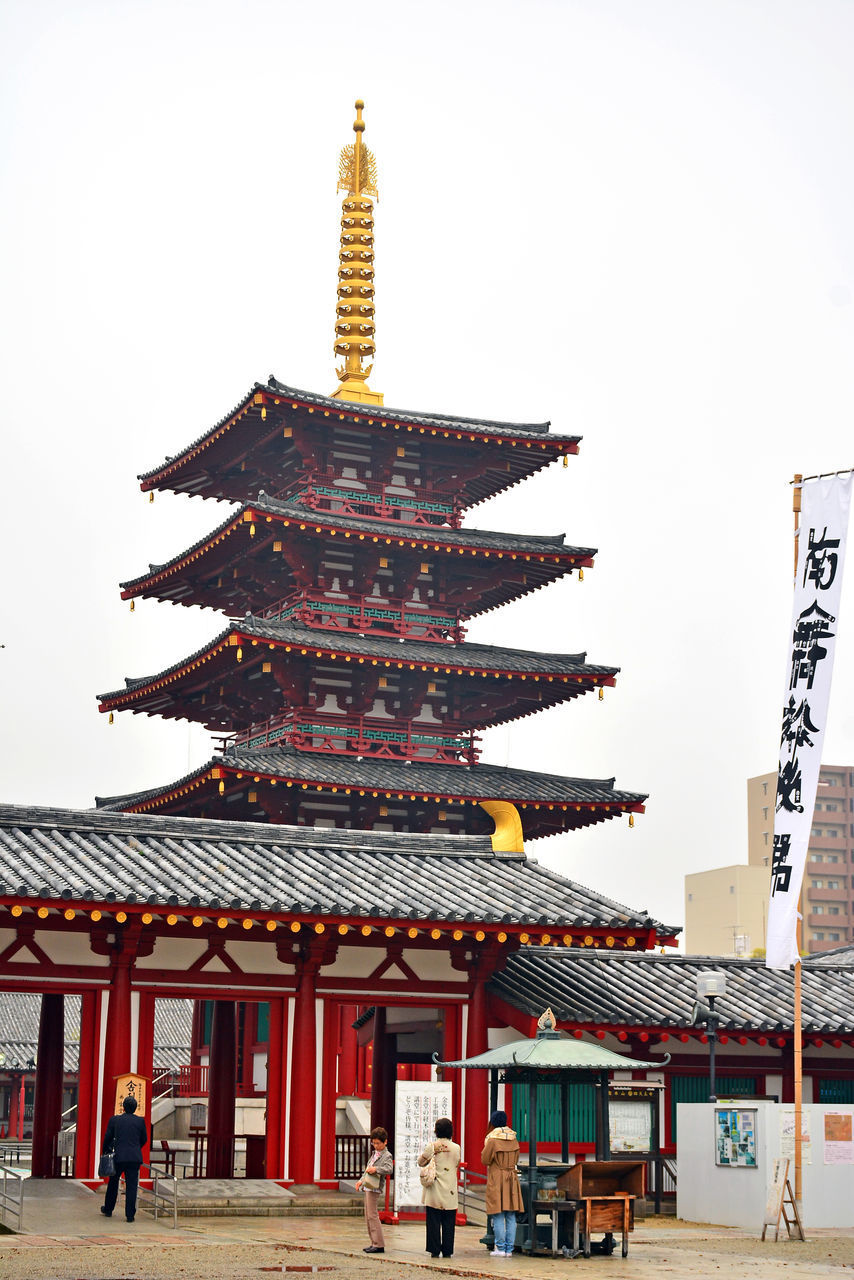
[696,972,727,1102]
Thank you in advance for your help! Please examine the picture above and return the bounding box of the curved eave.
[137,382,580,508]
[118,501,594,608]
[96,621,619,728]
[437,1044,664,1072]
[101,755,647,844]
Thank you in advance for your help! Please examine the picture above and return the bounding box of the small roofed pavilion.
[438,1010,669,1254]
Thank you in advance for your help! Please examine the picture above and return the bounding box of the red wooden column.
[319,1000,338,1184]
[191,1000,206,1064]
[74,990,100,1179]
[206,1001,236,1178]
[369,1005,388,1132]
[264,996,286,1179]
[101,950,133,1126]
[443,1003,463,1145]
[464,975,489,1169]
[288,949,322,1185]
[8,1072,22,1143]
[31,993,65,1176]
[338,1003,358,1096]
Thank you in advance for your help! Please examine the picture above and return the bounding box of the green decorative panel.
[256,1002,270,1043]
[818,1078,854,1104]
[511,1081,596,1144]
[670,1075,757,1139]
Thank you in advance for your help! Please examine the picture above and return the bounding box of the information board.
[715,1107,757,1167]
[610,1098,652,1153]
[393,1081,452,1212]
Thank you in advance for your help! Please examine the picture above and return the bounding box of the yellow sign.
[114,1072,147,1117]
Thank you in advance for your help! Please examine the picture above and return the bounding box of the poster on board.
[610,1098,652,1153]
[780,1109,812,1165]
[394,1081,452,1212]
[715,1107,757,1167]
[823,1111,854,1165]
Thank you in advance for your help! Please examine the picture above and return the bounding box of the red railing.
[274,471,463,529]
[178,1065,209,1097]
[260,589,465,644]
[228,708,479,766]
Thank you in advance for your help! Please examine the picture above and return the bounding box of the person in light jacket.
[100,1095,148,1223]
[417,1116,461,1258]
[482,1108,524,1257]
[356,1125,394,1253]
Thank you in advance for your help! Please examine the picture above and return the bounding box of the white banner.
[767,474,853,969]
[393,1080,452,1211]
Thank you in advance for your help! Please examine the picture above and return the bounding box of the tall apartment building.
[748,766,854,955]
[684,765,854,956]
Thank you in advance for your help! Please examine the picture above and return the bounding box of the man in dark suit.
[101,1095,148,1223]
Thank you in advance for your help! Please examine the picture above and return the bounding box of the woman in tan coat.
[417,1116,461,1258]
[481,1109,524,1257]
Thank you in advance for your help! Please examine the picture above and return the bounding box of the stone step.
[137,1180,364,1219]
[143,1202,364,1218]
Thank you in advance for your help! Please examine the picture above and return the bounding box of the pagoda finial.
[331,99,383,406]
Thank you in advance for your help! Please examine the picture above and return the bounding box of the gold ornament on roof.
[331,99,383,406]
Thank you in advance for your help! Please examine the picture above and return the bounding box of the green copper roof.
[437,1032,665,1072]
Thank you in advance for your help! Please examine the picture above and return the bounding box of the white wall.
[678,1102,854,1228]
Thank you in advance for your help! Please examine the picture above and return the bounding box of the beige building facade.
[684,863,769,957]
[685,766,854,956]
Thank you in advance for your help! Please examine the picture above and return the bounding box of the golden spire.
[331,99,383,406]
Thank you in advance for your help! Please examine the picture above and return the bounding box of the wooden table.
[577,1193,634,1257]
[532,1199,581,1256]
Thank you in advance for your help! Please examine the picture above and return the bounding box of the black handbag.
[98,1152,115,1178]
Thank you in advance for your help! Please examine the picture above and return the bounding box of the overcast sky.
[2,0,853,938]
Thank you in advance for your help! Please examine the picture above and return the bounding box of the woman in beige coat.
[417,1117,461,1258]
[481,1109,524,1257]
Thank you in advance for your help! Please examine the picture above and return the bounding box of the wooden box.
[557,1160,645,1200]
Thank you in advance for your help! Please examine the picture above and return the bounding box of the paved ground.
[2,1182,854,1280]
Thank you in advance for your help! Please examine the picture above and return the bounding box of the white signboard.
[609,1099,652,1153]
[767,473,853,969]
[394,1080,452,1212]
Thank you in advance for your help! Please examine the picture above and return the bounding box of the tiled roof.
[0,992,192,1072]
[119,495,592,597]
[98,619,616,706]
[0,806,670,937]
[138,379,578,485]
[490,949,854,1034]
[98,745,646,813]
[804,943,854,967]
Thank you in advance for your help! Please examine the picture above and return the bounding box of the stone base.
[142,1179,363,1219]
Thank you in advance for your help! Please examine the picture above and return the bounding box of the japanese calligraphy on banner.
[767,474,853,969]
[393,1080,452,1212]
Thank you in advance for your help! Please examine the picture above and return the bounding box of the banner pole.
[792,472,803,1207]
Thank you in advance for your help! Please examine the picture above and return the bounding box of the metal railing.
[137,1163,178,1228]
[152,1069,177,1099]
[335,1134,372,1179]
[458,1162,488,1224]
[0,1141,30,1167]
[0,1164,24,1231]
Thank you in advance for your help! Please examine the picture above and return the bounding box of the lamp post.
[696,972,727,1102]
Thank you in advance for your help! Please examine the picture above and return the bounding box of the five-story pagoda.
[98,102,646,848]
